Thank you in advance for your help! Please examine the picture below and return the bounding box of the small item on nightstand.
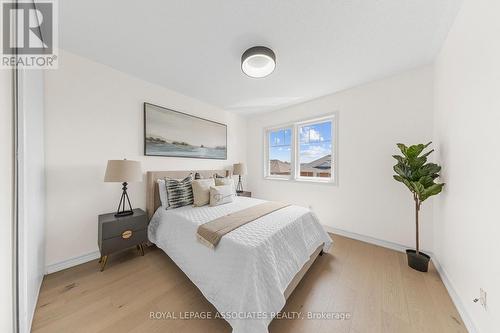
[233,163,247,193]
[104,159,142,217]
[97,208,148,271]
[236,191,251,198]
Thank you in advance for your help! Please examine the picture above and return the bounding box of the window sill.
[264,176,291,181]
[264,176,336,185]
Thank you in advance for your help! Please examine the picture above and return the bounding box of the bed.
[146,170,333,333]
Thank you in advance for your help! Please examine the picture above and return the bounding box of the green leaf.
[418,176,434,188]
[405,142,431,158]
[394,176,414,193]
[402,178,413,192]
[394,175,414,192]
[411,181,425,195]
[392,155,405,164]
[393,164,409,178]
[396,143,408,156]
[406,144,426,158]
[413,156,428,169]
[393,175,404,183]
[420,149,434,159]
[420,183,445,201]
[419,163,441,176]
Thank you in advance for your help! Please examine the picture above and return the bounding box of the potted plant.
[392,142,444,272]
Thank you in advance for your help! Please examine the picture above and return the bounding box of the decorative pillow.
[192,178,215,207]
[164,175,193,209]
[209,185,234,207]
[157,179,168,207]
[214,177,235,194]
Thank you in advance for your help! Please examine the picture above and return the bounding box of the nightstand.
[98,208,148,271]
[236,191,252,198]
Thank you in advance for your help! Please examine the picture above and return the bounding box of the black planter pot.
[406,249,430,272]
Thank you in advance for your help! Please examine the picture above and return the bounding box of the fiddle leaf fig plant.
[393,142,444,254]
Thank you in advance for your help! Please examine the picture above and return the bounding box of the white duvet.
[148,197,332,333]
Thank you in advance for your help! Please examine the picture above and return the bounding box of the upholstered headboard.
[146,170,230,219]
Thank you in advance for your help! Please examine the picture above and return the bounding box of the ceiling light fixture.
[241,46,276,78]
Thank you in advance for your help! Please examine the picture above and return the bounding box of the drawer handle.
[122,230,133,239]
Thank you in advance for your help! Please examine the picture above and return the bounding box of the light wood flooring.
[32,234,467,333]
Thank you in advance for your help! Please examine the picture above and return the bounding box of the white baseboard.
[45,250,100,274]
[322,225,410,253]
[431,256,478,333]
[323,224,477,333]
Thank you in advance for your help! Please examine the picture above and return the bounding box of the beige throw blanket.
[197,202,290,248]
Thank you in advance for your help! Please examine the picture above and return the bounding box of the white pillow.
[157,179,168,207]
[214,177,236,194]
[192,178,215,207]
[209,185,234,206]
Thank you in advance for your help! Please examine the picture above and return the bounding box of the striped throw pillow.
[164,175,193,209]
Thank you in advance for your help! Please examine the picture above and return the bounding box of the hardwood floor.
[32,234,467,333]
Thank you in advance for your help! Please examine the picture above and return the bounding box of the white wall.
[0,69,14,332]
[434,0,499,331]
[17,69,46,333]
[44,50,247,269]
[247,66,435,251]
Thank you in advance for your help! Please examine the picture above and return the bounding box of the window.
[298,121,332,180]
[268,127,292,176]
[264,115,336,183]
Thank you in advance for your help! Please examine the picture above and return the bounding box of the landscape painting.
[144,103,227,159]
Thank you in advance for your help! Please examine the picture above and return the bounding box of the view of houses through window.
[269,128,292,176]
[267,118,334,181]
[298,121,332,178]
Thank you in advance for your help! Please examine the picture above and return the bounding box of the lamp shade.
[233,163,247,176]
[104,160,142,183]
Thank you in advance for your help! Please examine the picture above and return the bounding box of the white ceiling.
[60,0,461,114]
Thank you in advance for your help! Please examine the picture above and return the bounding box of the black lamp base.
[236,175,244,192]
[115,182,134,218]
[114,210,134,218]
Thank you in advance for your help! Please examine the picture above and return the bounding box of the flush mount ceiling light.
[241,46,276,78]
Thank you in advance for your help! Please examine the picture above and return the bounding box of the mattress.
[148,196,332,333]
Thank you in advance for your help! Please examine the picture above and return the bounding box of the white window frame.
[263,113,338,185]
[263,124,294,180]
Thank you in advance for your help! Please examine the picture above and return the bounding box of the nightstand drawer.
[100,228,147,255]
[100,214,147,240]
[97,209,147,271]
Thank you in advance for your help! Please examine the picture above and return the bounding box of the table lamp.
[233,163,247,193]
[104,159,142,217]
